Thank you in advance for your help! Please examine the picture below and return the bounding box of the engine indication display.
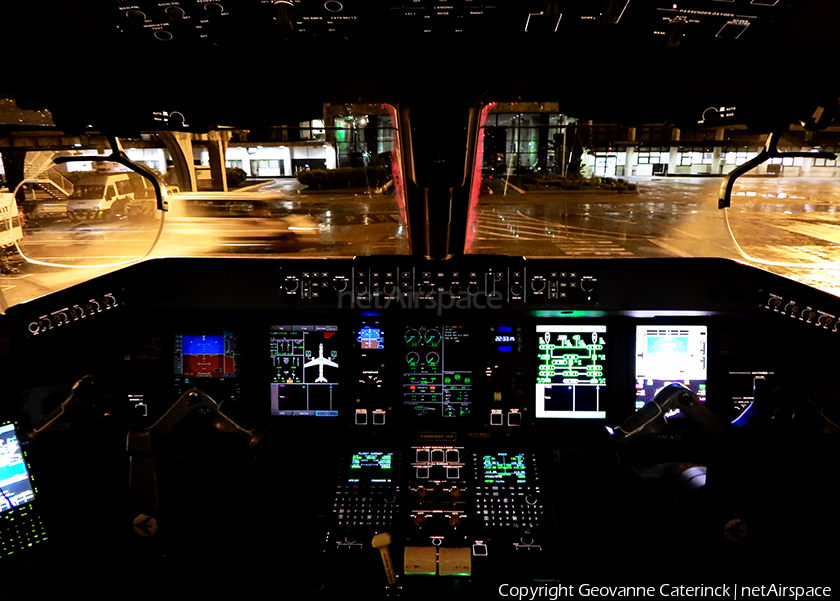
[402,325,472,418]
[535,325,607,419]
[270,325,340,416]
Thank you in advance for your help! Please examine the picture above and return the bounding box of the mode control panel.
[277,260,599,306]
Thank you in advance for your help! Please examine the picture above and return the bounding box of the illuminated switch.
[404,546,437,576]
[445,449,460,463]
[446,467,460,479]
[373,410,386,425]
[431,449,445,463]
[472,543,488,556]
[416,466,430,479]
[355,410,368,425]
[416,449,430,463]
[490,410,503,426]
[439,547,471,576]
[507,411,522,426]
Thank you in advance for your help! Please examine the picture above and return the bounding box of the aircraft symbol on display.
[304,343,338,382]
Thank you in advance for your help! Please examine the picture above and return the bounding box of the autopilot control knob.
[449,515,462,529]
[510,284,523,296]
[414,515,427,528]
[383,284,397,296]
[284,279,299,292]
[331,278,348,292]
[355,283,368,296]
[467,284,479,295]
[450,486,462,500]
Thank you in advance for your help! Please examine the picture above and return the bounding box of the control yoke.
[609,383,726,444]
[127,388,262,531]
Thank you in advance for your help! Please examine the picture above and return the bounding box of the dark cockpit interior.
[2,2,840,599]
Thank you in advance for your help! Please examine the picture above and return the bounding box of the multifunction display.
[635,326,707,411]
[481,452,527,485]
[0,423,35,514]
[270,325,340,416]
[348,452,393,484]
[402,325,472,418]
[535,325,607,419]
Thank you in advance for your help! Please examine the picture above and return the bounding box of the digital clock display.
[495,335,516,342]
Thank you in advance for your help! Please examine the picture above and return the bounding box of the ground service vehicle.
[66,171,148,221]
[1,1,840,599]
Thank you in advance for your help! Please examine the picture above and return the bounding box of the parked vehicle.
[66,171,152,221]
[0,192,23,249]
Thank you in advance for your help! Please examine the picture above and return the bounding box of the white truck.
[66,171,152,221]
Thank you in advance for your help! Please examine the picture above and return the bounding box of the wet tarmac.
[4,176,840,308]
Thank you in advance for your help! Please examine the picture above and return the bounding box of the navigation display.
[270,325,340,416]
[535,325,607,419]
[481,452,527,485]
[402,325,472,418]
[347,451,393,484]
[0,423,35,514]
[174,332,238,378]
[635,325,707,411]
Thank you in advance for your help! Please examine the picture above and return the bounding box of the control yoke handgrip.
[610,383,726,443]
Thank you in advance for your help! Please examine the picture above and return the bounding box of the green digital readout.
[348,451,393,484]
[482,452,527,484]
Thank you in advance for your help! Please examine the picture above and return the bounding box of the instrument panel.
[5,256,840,594]
[60,313,720,433]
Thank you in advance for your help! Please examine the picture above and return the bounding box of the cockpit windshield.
[3,103,840,309]
[0,104,409,310]
[467,105,840,295]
